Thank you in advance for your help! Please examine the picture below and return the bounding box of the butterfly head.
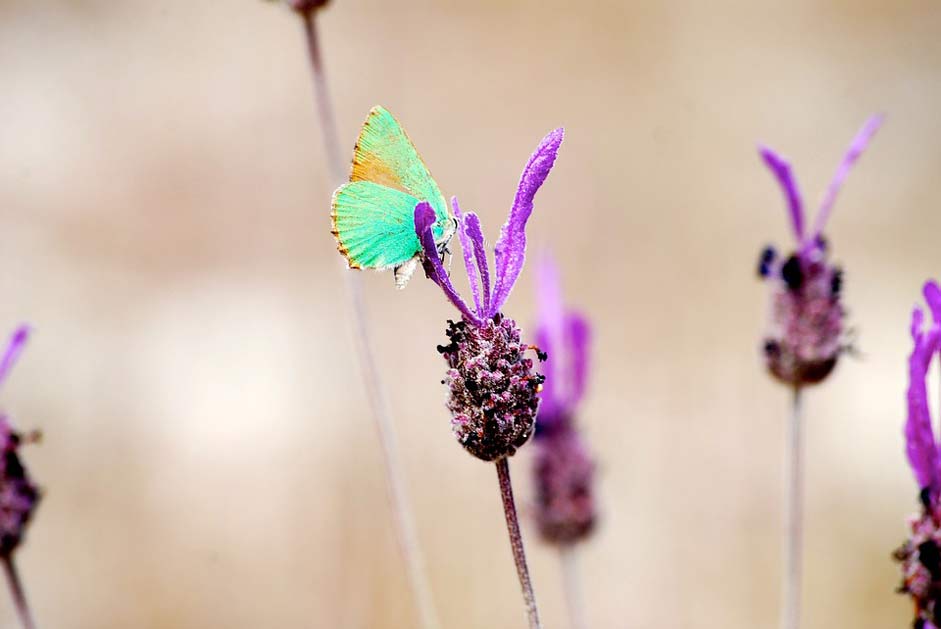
[434,217,458,257]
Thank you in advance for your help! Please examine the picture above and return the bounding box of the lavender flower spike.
[0,326,40,559]
[896,280,941,628]
[415,127,563,462]
[0,325,41,629]
[532,254,596,547]
[756,115,883,387]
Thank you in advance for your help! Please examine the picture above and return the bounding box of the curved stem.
[560,545,586,629]
[296,10,441,629]
[782,386,803,629]
[3,556,35,629]
[496,458,542,629]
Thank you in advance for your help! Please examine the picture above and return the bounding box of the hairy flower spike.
[757,115,883,387]
[416,127,563,462]
[533,425,596,545]
[439,316,543,461]
[531,254,597,545]
[896,280,941,627]
[0,419,39,558]
[0,325,39,558]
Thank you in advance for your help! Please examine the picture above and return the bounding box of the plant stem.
[559,544,586,629]
[3,556,35,629]
[299,10,344,184]
[296,9,440,629]
[496,458,542,629]
[782,386,803,629]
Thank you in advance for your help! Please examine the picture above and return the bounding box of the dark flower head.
[533,424,595,545]
[895,281,941,626]
[438,316,542,461]
[264,0,330,14]
[530,254,597,545]
[416,128,564,460]
[0,326,40,558]
[757,114,883,387]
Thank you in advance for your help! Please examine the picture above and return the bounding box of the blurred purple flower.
[895,281,941,627]
[531,254,596,545]
[533,254,590,434]
[416,128,564,461]
[757,115,883,386]
[0,326,40,558]
[264,0,330,14]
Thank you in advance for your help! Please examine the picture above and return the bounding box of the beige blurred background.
[0,0,939,627]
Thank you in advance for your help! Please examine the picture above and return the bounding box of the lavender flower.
[895,280,941,628]
[757,115,883,386]
[415,128,563,462]
[0,326,39,560]
[531,254,596,545]
[264,0,330,14]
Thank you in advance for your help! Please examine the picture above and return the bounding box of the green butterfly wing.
[331,106,451,272]
[331,181,426,270]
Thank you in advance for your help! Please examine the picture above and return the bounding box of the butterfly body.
[331,106,454,288]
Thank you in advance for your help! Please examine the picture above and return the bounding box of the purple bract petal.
[536,254,566,415]
[811,113,884,239]
[535,254,592,423]
[925,280,941,324]
[567,312,591,408]
[759,146,805,243]
[490,128,564,316]
[463,212,491,316]
[0,326,29,391]
[414,203,481,324]
[451,197,482,315]
[907,302,941,491]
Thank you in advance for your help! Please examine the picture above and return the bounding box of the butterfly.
[331,106,457,289]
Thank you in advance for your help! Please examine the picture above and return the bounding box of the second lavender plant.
[757,114,883,629]
[531,254,596,629]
